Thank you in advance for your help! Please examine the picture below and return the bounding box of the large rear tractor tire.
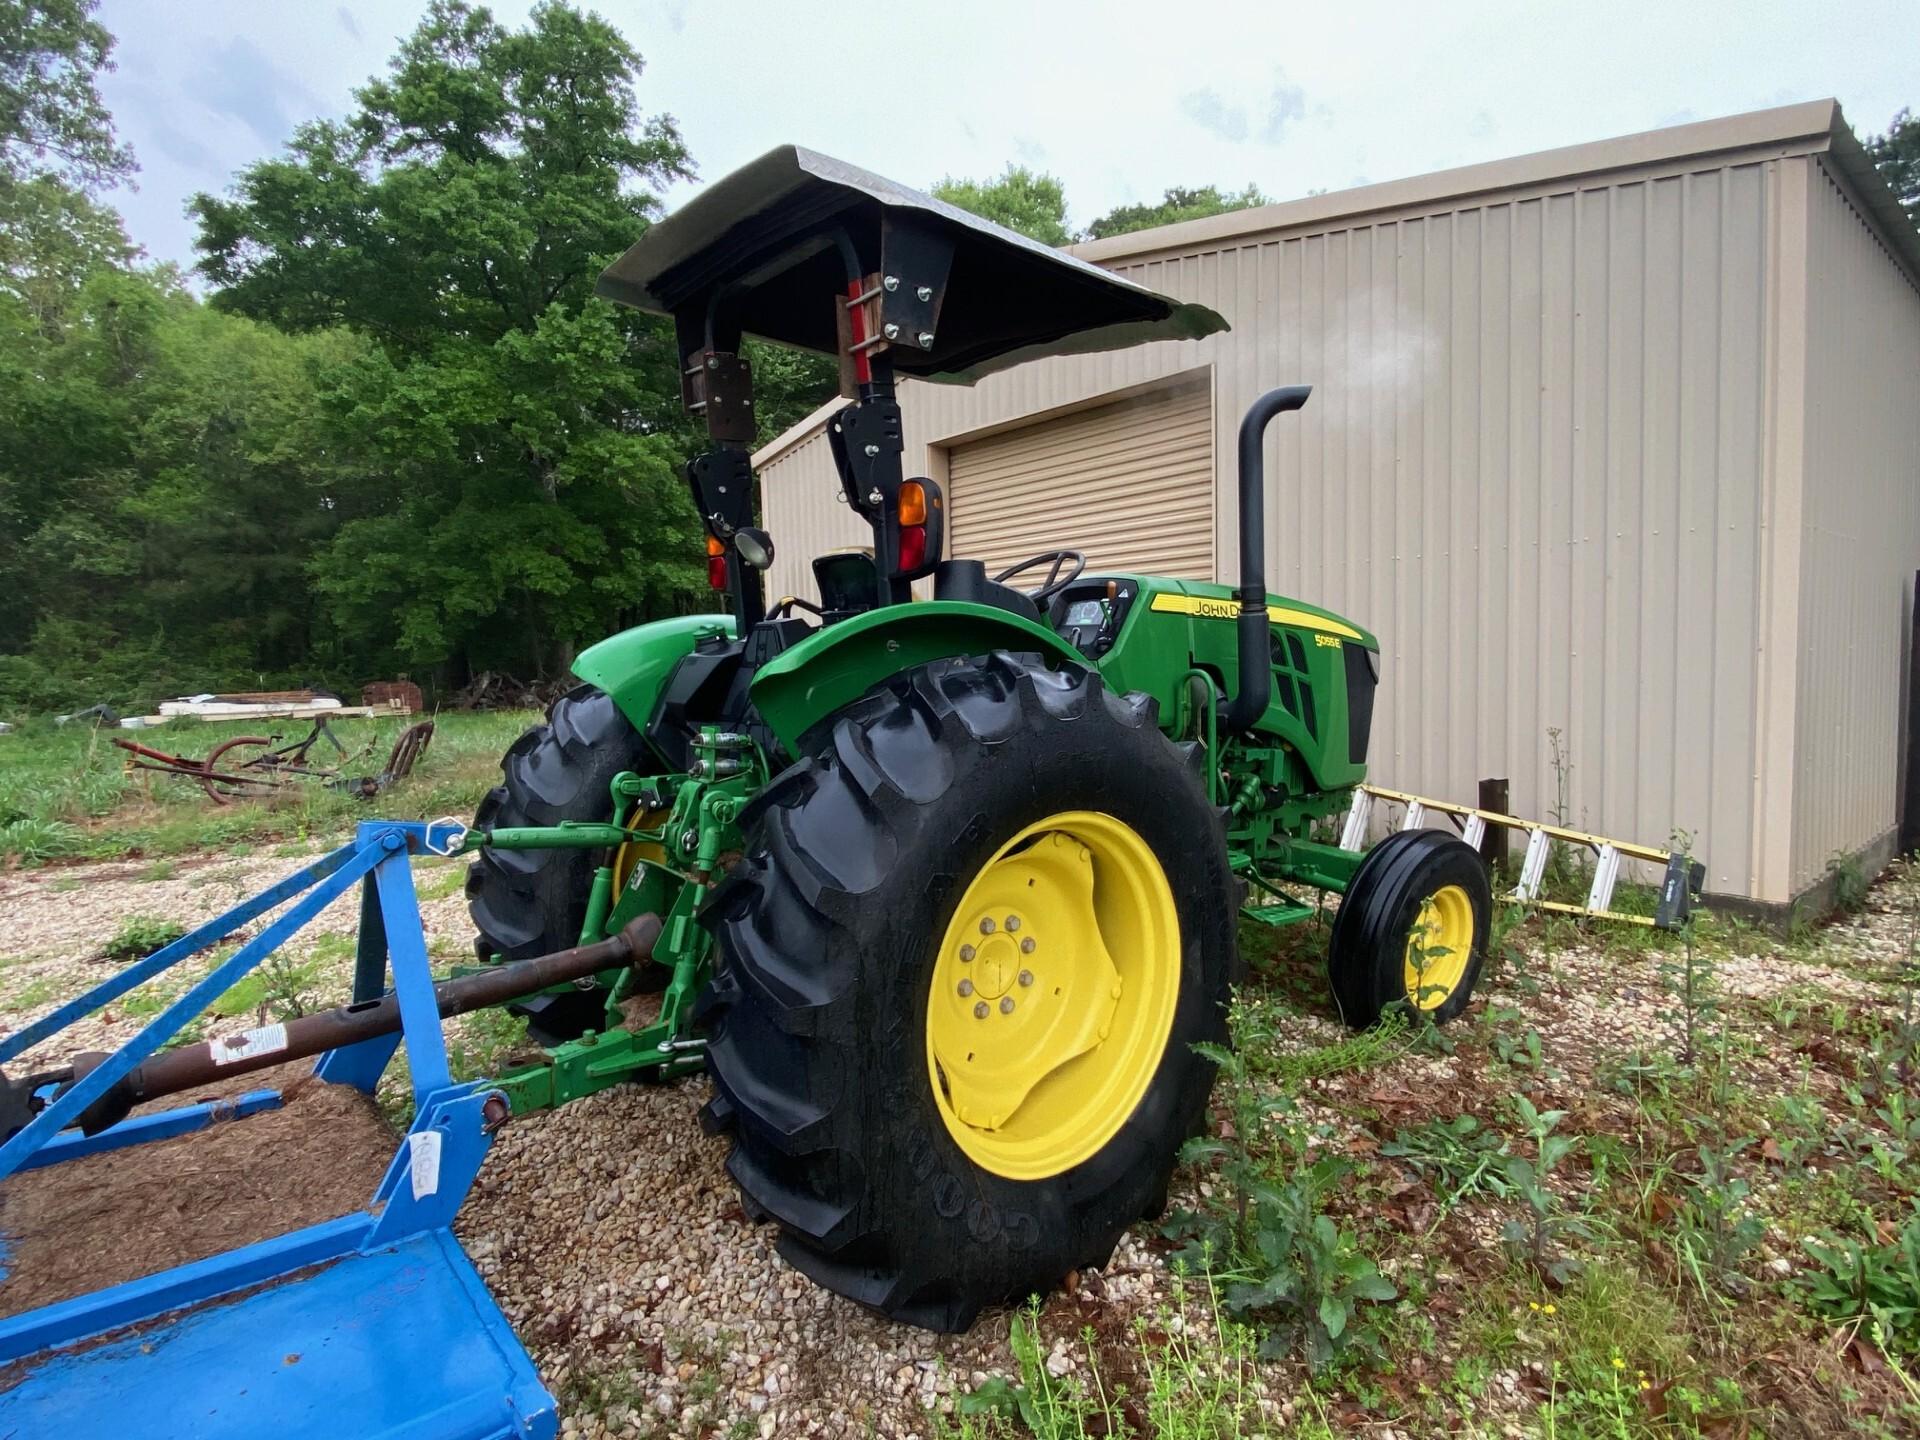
[699,653,1237,1331]
[466,684,650,965]
[1327,828,1491,1028]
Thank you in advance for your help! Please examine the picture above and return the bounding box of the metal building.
[754,100,1920,914]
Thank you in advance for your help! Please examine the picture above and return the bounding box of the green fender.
[572,613,737,733]
[750,601,1084,753]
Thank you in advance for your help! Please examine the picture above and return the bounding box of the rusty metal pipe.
[69,914,662,1134]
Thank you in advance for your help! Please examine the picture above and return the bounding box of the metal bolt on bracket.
[1018,970,1034,987]
[999,996,1015,1014]
[959,944,975,962]
[863,443,879,457]
[973,1001,989,1019]
[1020,937,1036,954]
[958,979,974,997]
[916,285,932,301]
[979,917,996,934]
[883,275,899,291]
[917,332,934,349]
[1004,915,1020,932]
[883,323,900,339]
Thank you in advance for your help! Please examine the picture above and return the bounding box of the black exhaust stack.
[1222,385,1312,734]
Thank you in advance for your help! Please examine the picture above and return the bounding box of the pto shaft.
[66,914,662,1135]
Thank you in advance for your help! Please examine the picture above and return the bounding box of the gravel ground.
[3,844,1916,1436]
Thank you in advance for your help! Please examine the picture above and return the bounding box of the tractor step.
[1244,897,1318,927]
[1339,785,1704,931]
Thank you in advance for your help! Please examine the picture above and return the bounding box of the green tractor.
[459,147,1492,1330]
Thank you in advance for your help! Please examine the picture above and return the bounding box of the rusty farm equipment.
[113,717,435,805]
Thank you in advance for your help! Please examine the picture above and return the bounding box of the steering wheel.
[992,550,1087,606]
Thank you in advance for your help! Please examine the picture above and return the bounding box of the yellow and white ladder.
[1339,785,1704,930]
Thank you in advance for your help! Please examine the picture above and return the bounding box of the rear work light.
[706,534,728,590]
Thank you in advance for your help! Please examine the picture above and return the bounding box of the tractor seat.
[812,550,882,623]
[931,559,1041,623]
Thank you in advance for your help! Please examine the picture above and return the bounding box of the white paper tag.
[209,1023,288,1066]
[409,1129,443,1201]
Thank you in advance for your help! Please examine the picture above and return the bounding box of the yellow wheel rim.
[612,804,670,894]
[1403,883,1474,1009]
[925,810,1179,1182]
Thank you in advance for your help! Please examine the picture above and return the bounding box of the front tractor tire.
[700,653,1237,1332]
[1327,828,1492,1028]
[466,683,650,964]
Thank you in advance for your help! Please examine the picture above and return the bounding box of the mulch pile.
[0,1075,397,1317]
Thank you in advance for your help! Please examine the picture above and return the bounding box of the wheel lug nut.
[979,917,996,934]
[957,979,973,997]
[1005,915,1020,932]
[959,944,975,962]
[1020,937,1035,954]
[973,1001,989,1019]
[999,996,1015,1014]
[1018,970,1033,987]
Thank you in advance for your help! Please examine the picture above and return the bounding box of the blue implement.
[0,820,557,1439]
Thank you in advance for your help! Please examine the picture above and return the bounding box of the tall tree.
[0,170,131,331]
[933,164,1073,247]
[193,1,704,681]
[0,1,137,336]
[1085,184,1270,242]
[0,0,133,190]
[1866,108,1919,225]
[0,263,373,710]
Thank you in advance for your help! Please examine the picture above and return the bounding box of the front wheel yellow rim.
[925,811,1180,1182]
[1403,883,1475,1009]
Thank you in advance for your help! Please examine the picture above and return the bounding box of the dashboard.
[1047,578,1137,659]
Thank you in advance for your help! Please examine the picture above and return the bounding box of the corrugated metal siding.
[1206,170,1783,897]
[761,429,871,606]
[1790,160,1920,892]
[946,381,1212,578]
[760,155,1805,897]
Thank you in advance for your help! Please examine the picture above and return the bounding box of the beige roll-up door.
[944,379,1213,580]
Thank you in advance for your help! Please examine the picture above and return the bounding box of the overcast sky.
[97,0,1917,274]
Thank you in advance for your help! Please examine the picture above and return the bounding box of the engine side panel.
[1060,575,1377,793]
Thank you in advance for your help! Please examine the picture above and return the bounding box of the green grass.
[101,914,189,962]
[0,710,538,864]
[4,975,59,1012]
[119,983,175,1018]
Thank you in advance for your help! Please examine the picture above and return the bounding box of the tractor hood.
[596,145,1228,384]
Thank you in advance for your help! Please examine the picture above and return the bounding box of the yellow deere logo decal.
[1148,592,1364,642]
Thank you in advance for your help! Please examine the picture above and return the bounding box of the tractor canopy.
[596,144,1227,384]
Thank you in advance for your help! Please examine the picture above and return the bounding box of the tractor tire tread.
[1327,828,1491,1028]
[466,684,650,962]
[702,651,1236,1332]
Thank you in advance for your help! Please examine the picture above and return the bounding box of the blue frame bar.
[0,1214,369,1364]
[0,820,553,1436]
[0,839,386,1184]
[0,843,361,1065]
[0,819,555,1436]
[17,1089,281,1172]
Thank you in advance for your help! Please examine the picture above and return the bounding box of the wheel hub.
[1403,882,1474,1008]
[968,927,1023,1000]
[925,812,1177,1181]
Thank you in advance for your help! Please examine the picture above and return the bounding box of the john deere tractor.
[460,147,1492,1330]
